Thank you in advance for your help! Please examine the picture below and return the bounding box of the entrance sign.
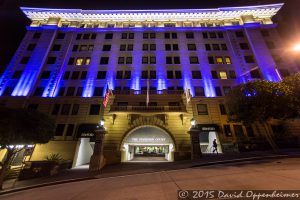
[76,124,98,138]
[196,124,219,132]
[124,127,172,144]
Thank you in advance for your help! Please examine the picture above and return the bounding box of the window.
[250,69,261,78]
[229,71,236,79]
[105,33,113,39]
[186,32,194,39]
[118,57,125,64]
[102,45,111,51]
[33,87,44,96]
[40,71,51,79]
[72,45,78,52]
[246,125,255,137]
[219,104,227,115]
[219,71,227,79]
[121,33,134,39]
[100,57,109,64]
[66,87,75,96]
[150,71,156,79]
[76,34,82,40]
[164,32,177,39]
[217,32,224,38]
[174,57,180,64]
[143,32,156,39]
[97,71,106,79]
[12,70,23,79]
[141,71,148,79]
[71,104,79,115]
[216,57,223,64]
[197,104,208,115]
[221,44,228,51]
[27,104,38,111]
[150,44,156,51]
[187,44,197,51]
[89,104,101,115]
[234,125,244,138]
[57,87,65,96]
[225,56,233,64]
[194,87,205,96]
[235,31,244,38]
[52,44,61,51]
[71,71,80,80]
[126,57,132,64]
[244,56,255,63]
[80,71,87,80]
[223,86,231,96]
[63,71,70,80]
[61,104,71,115]
[165,44,179,51]
[124,71,131,79]
[166,57,172,64]
[52,104,60,115]
[66,124,75,136]
[116,71,123,79]
[261,30,270,37]
[20,57,30,64]
[167,71,173,79]
[56,33,65,39]
[27,44,36,51]
[209,32,217,38]
[142,44,148,51]
[240,43,249,50]
[189,56,199,64]
[93,87,103,96]
[202,32,208,39]
[76,87,83,96]
[215,87,222,96]
[205,44,211,51]
[85,57,91,65]
[211,71,218,79]
[55,124,65,136]
[223,125,232,137]
[33,32,41,39]
[208,56,214,64]
[47,57,56,64]
[212,44,220,51]
[192,71,202,79]
[68,57,75,65]
[142,57,148,64]
[91,33,97,39]
[75,58,84,66]
[83,34,90,39]
[175,71,182,79]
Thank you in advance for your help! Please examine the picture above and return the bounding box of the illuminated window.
[76,58,84,66]
[219,71,228,79]
[85,58,91,65]
[79,45,87,51]
[225,57,232,64]
[216,57,223,64]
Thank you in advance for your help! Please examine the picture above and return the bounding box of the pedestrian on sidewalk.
[212,139,218,154]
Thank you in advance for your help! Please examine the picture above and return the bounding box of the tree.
[0,107,55,189]
[281,72,300,117]
[225,80,292,151]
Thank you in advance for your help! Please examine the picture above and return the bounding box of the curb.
[0,153,299,196]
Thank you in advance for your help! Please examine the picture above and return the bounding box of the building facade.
[0,3,299,167]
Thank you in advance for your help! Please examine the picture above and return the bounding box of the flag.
[146,79,150,107]
[103,84,111,108]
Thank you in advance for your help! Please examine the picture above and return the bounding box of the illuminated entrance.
[121,126,175,162]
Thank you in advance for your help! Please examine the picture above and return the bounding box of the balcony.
[109,105,186,112]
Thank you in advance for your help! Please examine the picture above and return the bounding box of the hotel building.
[0,3,299,168]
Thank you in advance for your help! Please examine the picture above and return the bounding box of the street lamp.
[100,119,105,127]
[190,118,196,127]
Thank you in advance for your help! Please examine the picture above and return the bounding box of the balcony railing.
[109,105,186,112]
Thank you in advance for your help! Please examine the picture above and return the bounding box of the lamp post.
[89,119,107,172]
[188,118,202,159]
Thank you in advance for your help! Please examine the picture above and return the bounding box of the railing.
[110,105,186,112]
[113,90,184,95]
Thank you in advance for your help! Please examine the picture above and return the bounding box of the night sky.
[0,0,299,67]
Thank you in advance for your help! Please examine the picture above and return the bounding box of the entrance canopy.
[123,126,173,145]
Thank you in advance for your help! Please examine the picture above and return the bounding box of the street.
[1,157,300,200]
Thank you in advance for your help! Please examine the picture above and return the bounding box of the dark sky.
[0,0,299,66]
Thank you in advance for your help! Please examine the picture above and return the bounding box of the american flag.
[103,85,111,108]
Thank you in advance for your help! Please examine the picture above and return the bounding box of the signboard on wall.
[76,124,99,138]
[196,124,219,132]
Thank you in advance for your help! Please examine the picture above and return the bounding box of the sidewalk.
[2,149,300,193]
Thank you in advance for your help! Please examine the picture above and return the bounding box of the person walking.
[212,139,218,154]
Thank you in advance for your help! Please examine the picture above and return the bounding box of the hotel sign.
[196,124,219,132]
[76,124,98,138]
